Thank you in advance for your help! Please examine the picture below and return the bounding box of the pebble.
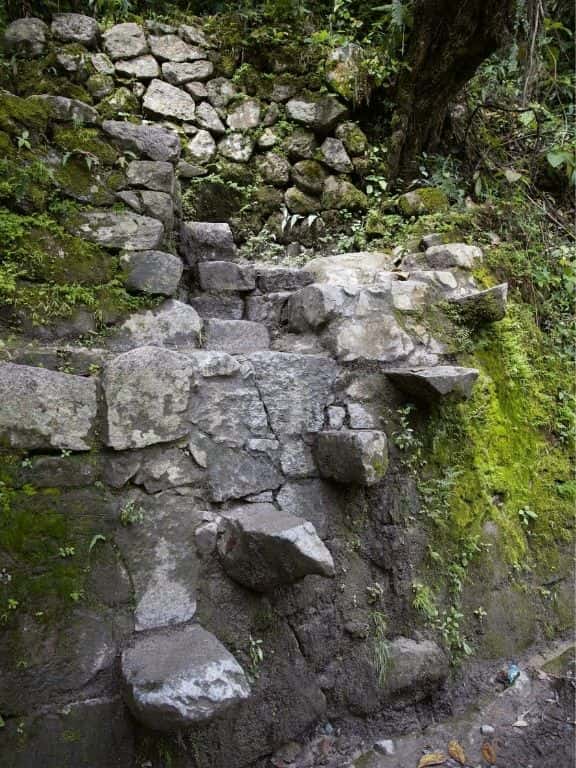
[481,724,495,735]
[374,739,395,755]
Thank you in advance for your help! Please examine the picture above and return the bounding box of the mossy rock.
[398,187,449,217]
[0,130,12,154]
[322,176,368,211]
[254,185,284,216]
[182,178,245,222]
[0,92,50,136]
[52,125,118,166]
[86,73,115,101]
[326,43,371,104]
[0,158,54,213]
[364,210,388,238]
[54,157,116,205]
[335,122,368,156]
[97,87,139,120]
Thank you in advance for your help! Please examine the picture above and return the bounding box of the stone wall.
[0,13,547,768]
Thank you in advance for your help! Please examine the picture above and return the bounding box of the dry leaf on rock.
[417,753,447,768]
[481,741,497,765]
[448,739,467,765]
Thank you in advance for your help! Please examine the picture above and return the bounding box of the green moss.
[0,159,54,213]
[422,302,574,569]
[52,125,118,166]
[0,92,50,136]
[398,187,449,217]
[97,87,138,120]
[0,130,12,154]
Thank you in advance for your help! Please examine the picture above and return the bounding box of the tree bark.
[389,0,517,183]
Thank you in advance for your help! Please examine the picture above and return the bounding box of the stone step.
[203,319,270,353]
[386,365,479,402]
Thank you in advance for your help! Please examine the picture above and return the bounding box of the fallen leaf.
[448,739,467,765]
[417,754,446,768]
[481,741,497,765]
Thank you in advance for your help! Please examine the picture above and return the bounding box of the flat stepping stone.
[122,625,250,730]
[386,365,479,401]
[204,319,270,353]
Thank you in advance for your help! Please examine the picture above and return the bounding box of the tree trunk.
[389,0,517,183]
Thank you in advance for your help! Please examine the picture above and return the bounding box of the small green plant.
[16,130,31,151]
[371,611,391,686]
[518,505,539,529]
[119,501,145,527]
[411,581,438,621]
[365,582,385,605]
[248,635,264,679]
[58,545,76,559]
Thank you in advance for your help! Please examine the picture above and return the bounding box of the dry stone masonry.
[0,13,511,768]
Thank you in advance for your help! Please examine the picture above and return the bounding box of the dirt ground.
[265,640,576,768]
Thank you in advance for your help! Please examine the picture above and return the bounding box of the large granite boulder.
[249,352,337,435]
[0,363,97,451]
[51,13,99,47]
[4,17,48,57]
[217,503,335,591]
[102,22,148,60]
[103,120,181,162]
[315,430,389,486]
[122,625,250,730]
[386,365,479,401]
[74,211,164,250]
[103,346,196,449]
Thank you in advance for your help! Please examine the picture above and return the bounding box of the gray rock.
[139,190,174,230]
[204,319,270,353]
[347,403,379,429]
[206,77,237,108]
[52,13,99,47]
[227,99,261,131]
[322,175,368,210]
[112,299,202,350]
[102,22,148,61]
[286,128,318,160]
[305,250,393,286]
[115,54,160,79]
[181,221,237,264]
[286,96,348,133]
[149,34,201,62]
[0,363,97,451]
[122,625,250,730]
[262,102,280,127]
[103,120,181,162]
[116,492,203,629]
[121,250,183,296]
[74,211,164,250]
[143,79,196,121]
[188,129,216,162]
[425,242,483,269]
[249,352,337,435]
[245,292,290,325]
[374,739,395,756]
[287,283,346,332]
[35,95,99,125]
[179,23,210,48]
[271,82,297,102]
[103,345,196,449]
[257,152,291,187]
[257,127,278,148]
[386,365,479,401]
[4,17,48,57]
[280,439,316,478]
[285,186,321,215]
[218,133,255,163]
[421,232,444,249]
[327,405,346,430]
[194,101,226,133]
[315,430,389,485]
[481,725,495,736]
[328,316,416,363]
[16,453,102,488]
[319,137,353,172]
[276,479,342,538]
[208,450,282,502]
[326,42,368,102]
[91,52,115,75]
[185,81,209,100]
[162,59,214,84]
[256,266,314,293]
[195,521,219,556]
[291,160,327,194]
[335,121,368,155]
[190,294,244,320]
[198,261,255,292]
[178,159,209,178]
[384,637,448,699]
[125,160,174,192]
[217,503,335,590]
[87,72,115,99]
[449,283,508,323]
